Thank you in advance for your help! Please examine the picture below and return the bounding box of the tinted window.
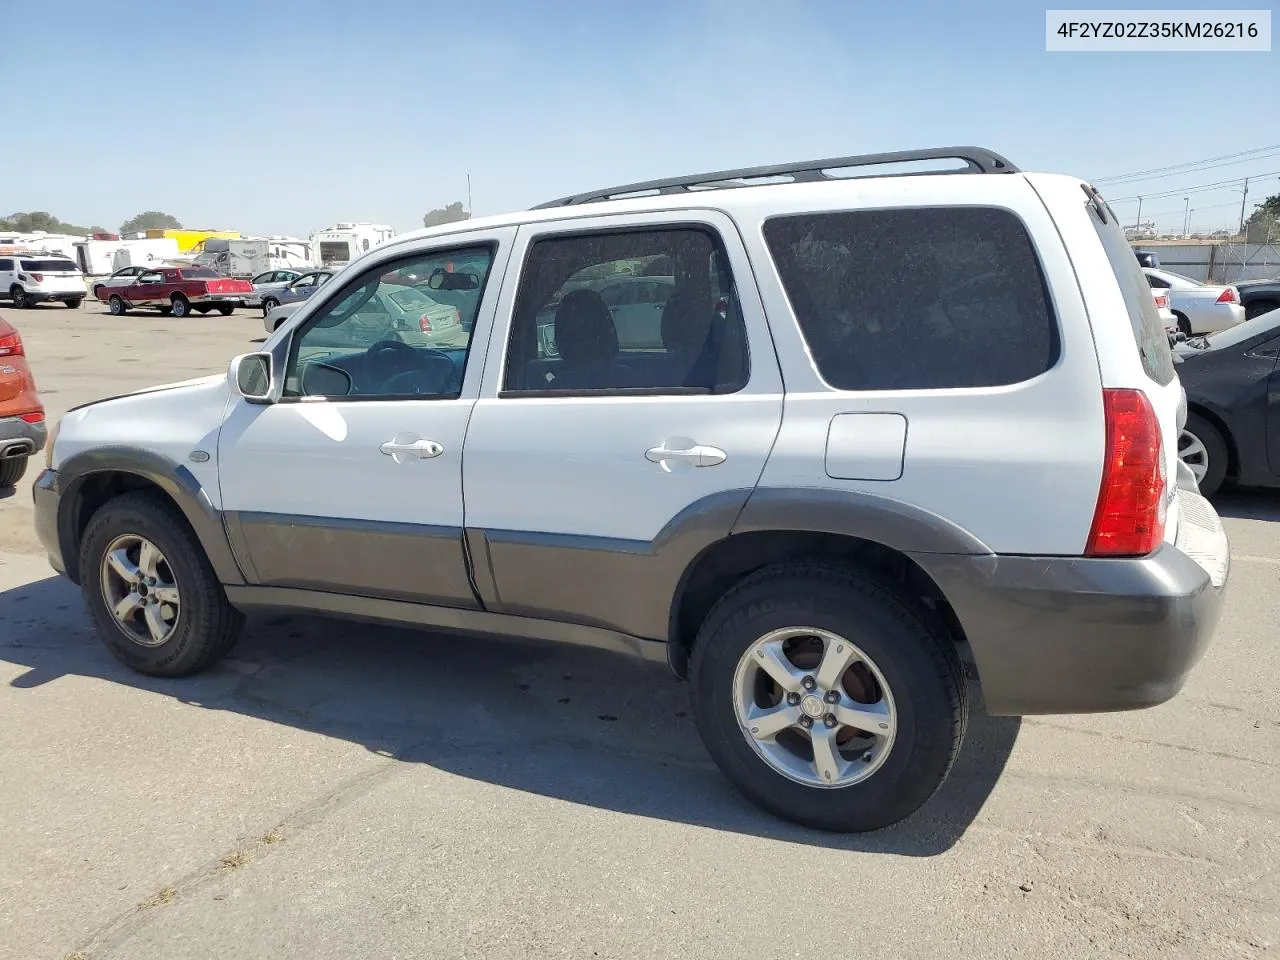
[0,259,12,271]
[1090,208,1176,385]
[503,228,748,395]
[182,268,220,279]
[284,245,493,400]
[21,259,80,273]
[764,208,1058,390]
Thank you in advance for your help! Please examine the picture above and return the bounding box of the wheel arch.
[1184,402,1239,479]
[56,448,244,587]
[665,488,989,679]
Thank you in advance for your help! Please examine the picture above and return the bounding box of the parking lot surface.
[1,303,1277,959]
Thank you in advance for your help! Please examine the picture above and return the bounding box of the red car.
[104,267,253,318]
[0,314,45,487]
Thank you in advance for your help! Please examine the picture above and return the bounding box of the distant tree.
[0,210,95,235]
[422,202,470,228]
[119,211,183,235]
[1246,194,1280,227]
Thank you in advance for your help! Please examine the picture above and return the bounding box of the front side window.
[284,245,494,400]
[503,227,748,395]
[764,207,1060,391]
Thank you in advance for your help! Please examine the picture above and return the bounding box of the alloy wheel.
[1178,429,1209,484]
[99,534,182,647]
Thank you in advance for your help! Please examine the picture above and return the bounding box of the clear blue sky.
[6,0,1277,237]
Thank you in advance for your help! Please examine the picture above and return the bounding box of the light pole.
[1182,197,1190,236]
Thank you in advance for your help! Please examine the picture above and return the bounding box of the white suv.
[32,148,1230,832]
[1,253,87,308]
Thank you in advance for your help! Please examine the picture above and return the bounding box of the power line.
[1098,150,1280,187]
[1104,171,1280,205]
[1093,143,1280,184]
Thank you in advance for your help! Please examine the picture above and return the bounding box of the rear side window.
[763,208,1058,390]
[1088,207,1175,385]
[21,259,80,273]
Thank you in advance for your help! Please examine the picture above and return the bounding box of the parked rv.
[310,223,395,267]
[193,237,313,278]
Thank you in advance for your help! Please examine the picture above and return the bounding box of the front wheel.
[170,295,190,318]
[261,297,279,316]
[1180,412,1229,498]
[690,563,966,832]
[108,295,127,316]
[79,492,244,676]
[0,455,28,487]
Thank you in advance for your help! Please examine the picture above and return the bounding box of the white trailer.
[111,238,182,271]
[194,237,314,277]
[310,222,395,267]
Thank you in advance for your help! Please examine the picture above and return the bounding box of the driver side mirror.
[230,352,273,403]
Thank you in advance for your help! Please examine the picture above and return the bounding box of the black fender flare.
[55,446,244,586]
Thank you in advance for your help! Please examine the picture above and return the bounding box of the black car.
[1235,277,1280,320]
[1175,306,1280,497]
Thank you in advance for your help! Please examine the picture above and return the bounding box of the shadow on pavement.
[1214,489,1280,522]
[2,573,1019,856]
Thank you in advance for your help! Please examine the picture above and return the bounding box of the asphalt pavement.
[1,302,1276,959]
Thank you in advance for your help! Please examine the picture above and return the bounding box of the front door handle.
[645,439,727,471]
[380,436,444,462]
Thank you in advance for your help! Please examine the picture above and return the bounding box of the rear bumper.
[0,415,46,458]
[25,290,84,302]
[914,487,1229,716]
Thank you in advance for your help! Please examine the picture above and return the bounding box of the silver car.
[1144,267,1245,336]
[258,270,335,316]
[245,269,305,310]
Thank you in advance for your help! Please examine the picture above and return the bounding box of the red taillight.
[1154,294,1169,309]
[419,314,433,332]
[30,273,43,282]
[0,330,24,357]
[1086,388,1166,557]
[19,411,44,423]
[1216,287,1238,304]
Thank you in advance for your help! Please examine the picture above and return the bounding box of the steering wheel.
[362,339,454,395]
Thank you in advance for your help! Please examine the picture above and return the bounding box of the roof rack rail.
[531,146,1019,209]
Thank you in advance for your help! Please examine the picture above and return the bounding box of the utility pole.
[1238,176,1250,236]
[1182,197,1191,236]
[1134,196,1143,232]
[467,174,473,216]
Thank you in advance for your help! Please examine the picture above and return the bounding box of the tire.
[690,562,966,833]
[0,455,28,487]
[108,295,127,316]
[1245,299,1279,321]
[1175,312,1193,337]
[170,295,190,318]
[65,298,82,309]
[10,286,28,309]
[1180,412,1229,498]
[262,297,279,316]
[78,491,244,676]
[217,304,234,316]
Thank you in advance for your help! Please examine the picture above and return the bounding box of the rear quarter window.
[763,207,1059,390]
[1088,207,1176,385]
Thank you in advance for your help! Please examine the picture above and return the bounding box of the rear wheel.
[108,295,127,316]
[217,304,234,316]
[262,297,279,316]
[0,455,28,487]
[10,286,28,309]
[79,492,244,676]
[1179,412,1229,498]
[170,295,190,318]
[690,563,966,832]
[1175,312,1193,337]
[65,298,82,309]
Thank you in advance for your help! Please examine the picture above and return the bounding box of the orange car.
[0,313,46,486]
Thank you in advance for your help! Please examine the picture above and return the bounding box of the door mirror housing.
[230,352,273,403]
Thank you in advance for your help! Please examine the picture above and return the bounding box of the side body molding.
[55,446,245,586]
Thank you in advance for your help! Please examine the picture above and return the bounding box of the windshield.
[22,259,80,273]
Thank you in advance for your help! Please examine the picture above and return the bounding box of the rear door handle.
[380,437,444,462]
[646,439,727,471]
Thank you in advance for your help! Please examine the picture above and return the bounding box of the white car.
[1143,267,1245,336]
[1151,288,1177,339]
[1,254,87,308]
[33,147,1229,834]
[92,266,155,301]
